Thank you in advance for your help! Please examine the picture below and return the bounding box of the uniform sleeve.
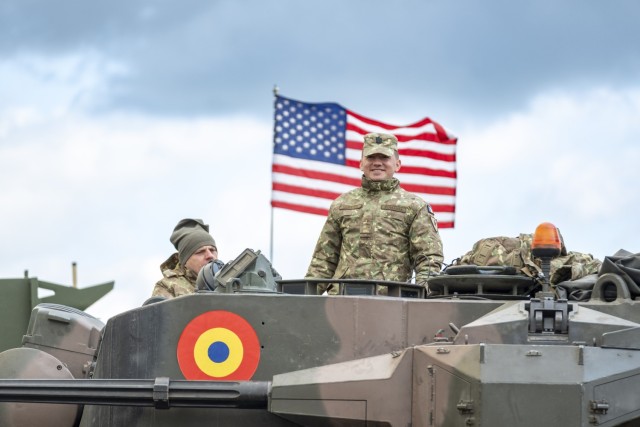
[151,279,175,299]
[305,207,343,279]
[410,204,444,284]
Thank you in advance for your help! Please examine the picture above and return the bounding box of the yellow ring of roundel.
[193,327,244,378]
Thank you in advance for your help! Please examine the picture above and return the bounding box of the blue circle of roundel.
[208,341,230,363]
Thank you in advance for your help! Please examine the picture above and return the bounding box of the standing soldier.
[305,132,443,293]
[152,218,223,298]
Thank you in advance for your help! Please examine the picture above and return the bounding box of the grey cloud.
[2,0,640,122]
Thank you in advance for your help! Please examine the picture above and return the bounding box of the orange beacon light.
[531,222,562,259]
[531,222,562,295]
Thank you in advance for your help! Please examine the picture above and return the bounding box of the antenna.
[72,262,78,288]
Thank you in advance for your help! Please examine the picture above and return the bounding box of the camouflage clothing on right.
[151,253,198,298]
[457,234,601,284]
[306,176,443,291]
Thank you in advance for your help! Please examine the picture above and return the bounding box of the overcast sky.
[1,0,639,322]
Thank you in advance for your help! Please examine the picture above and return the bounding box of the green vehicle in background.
[0,266,113,353]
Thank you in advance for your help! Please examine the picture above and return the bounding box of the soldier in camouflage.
[306,132,444,293]
[151,218,223,298]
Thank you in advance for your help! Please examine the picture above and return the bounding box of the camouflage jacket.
[305,176,444,284]
[151,253,198,298]
[457,234,602,284]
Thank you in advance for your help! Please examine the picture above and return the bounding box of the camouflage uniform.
[151,253,198,298]
[305,175,444,288]
[457,233,602,284]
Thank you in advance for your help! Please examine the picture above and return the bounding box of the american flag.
[271,95,457,228]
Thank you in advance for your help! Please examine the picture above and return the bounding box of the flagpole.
[270,84,279,262]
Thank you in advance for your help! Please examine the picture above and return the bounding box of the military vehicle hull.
[2,255,640,426]
[53,292,493,426]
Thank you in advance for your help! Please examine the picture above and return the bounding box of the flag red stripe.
[398,148,456,163]
[273,182,341,200]
[400,182,456,197]
[345,140,456,162]
[429,204,456,213]
[346,109,447,132]
[273,164,360,187]
[400,148,456,162]
[344,159,457,180]
[271,201,329,216]
[346,122,452,144]
[397,165,457,180]
[396,132,457,145]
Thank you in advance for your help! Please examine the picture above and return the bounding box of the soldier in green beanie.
[151,218,222,298]
[306,132,444,294]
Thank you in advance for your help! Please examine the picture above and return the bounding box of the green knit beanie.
[170,218,216,266]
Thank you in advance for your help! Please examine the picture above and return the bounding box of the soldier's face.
[185,245,218,274]
[360,153,401,181]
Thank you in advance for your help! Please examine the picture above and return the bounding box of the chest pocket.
[380,204,410,223]
[337,203,362,217]
[336,203,363,239]
[378,205,411,244]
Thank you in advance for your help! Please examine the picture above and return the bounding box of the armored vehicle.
[0,269,113,353]
[1,225,640,426]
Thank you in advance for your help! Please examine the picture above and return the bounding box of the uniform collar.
[160,252,197,281]
[361,176,399,192]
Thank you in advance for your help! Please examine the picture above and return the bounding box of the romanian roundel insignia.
[177,310,260,381]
